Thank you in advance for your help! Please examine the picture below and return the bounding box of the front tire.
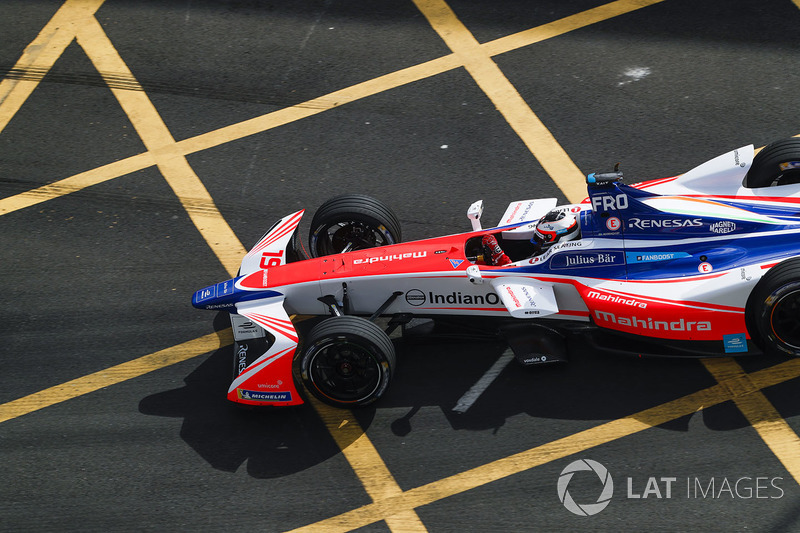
[308,194,401,257]
[300,316,396,408]
[747,258,800,356]
[745,138,800,188]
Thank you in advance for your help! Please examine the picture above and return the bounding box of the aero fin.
[239,210,304,276]
[228,296,303,406]
[490,277,559,319]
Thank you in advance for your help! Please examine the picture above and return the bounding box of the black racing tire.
[286,228,310,263]
[746,257,800,357]
[745,138,800,188]
[300,315,396,408]
[308,194,401,257]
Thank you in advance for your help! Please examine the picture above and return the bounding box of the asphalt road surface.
[2,0,800,531]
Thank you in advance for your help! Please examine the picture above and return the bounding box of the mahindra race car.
[193,137,800,409]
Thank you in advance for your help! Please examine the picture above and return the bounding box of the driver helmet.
[532,208,580,250]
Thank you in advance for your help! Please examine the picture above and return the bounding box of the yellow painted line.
[0,0,669,216]
[0,0,106,133]
[483,0,667,57]
[309,396,427,532]
[702,358,800,486]
[414,0,586,203]
[0,152,155,216]
[0,330,232,425]
[290,358,800,532]
[74,17,246,276]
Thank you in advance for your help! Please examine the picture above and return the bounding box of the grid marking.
[1,1,800,532]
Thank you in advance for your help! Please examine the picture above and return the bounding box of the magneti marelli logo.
[557,459,614,516]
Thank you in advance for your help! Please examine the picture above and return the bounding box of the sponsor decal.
[698,262,713,273]
[449,258,464,269]
[723,333,748,353]
[523,355,547,363]
[551,252,623,269]
[353,251,427,265]
[232,317,264,339]
[587,290,648,309]
[733,149,746,168]
[237,344,248,375]
[591,193,628,212]
[435,250,447,254]
[218,279,234,296]
[428,291,500,306]
[528,240,586,264]
[710,220,736,234]
[196,286,215,302]
[628,218,702,230]
[779,161,800,171]
[203,303,235,310]
[262,269,269,287]
[257,380,284,389]
[504,201,538,223]
[594,310,711,332]
[506,286,522,308]
[520,286,537,307]
[606,217,622,231]
[236,389,293,402]
[405,289,426,306]
[626,251,690,264]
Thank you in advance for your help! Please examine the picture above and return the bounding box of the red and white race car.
[193,138,800,408]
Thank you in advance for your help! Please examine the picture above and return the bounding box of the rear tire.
[747,258,800,356]
[300,316,395,408]
[308,194,401,257]
[745,138,800,188]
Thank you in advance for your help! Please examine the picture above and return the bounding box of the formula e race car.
[193,137,800,408]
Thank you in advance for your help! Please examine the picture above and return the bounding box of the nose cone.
[192,279,237,310]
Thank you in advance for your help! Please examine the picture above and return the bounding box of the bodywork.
[193,145,800,406]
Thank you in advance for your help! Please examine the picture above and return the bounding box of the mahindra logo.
[594,311,711,332]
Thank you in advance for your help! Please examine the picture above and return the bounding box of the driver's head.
[532,208,580,251]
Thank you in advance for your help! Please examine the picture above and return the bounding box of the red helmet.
[532,208,580,250]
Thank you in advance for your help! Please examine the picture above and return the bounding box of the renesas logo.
[353,251,427,265]
[405,289,500,307]
[237,344,248,375]
[628,218,702,230]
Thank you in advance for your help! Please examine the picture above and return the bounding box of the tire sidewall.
[300,329,393,407]
[756,280,800,356]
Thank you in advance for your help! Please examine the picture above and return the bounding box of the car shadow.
[139,315,797,478]
[139,313,375,479]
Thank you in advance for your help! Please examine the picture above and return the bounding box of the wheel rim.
[770,289,800,350]
[308,340,382,403]
[312,220,393,256]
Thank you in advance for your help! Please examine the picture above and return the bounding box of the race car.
[193,137,800,409]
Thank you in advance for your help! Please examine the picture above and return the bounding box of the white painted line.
[452,349,515,413]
